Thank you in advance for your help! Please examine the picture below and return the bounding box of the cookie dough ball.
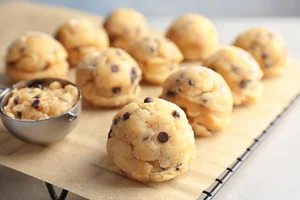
[107,97,195,182]
[233,27,287,77]
[160,66,233,137]
[203,46,263,106]
[76,48,142,107]
[4,81,79,120]
[129,36,183,85]
[166,14,218,61]
[6,32,69,82]
[104,8,149,51]
[55,16,109,67]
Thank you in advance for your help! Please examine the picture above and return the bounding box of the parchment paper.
[0,2,299,200]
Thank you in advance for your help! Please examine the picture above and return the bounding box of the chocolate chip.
[34,94,41,99]
[158,132,169,143]
[31,99,40,109]
[202,99,208,104]
[262,52,269,59]
[74,46,81,51]
[123,112,131,120]
[112,87,121,94]
[142,136,150,142]
[175,163,182,171]
[28,81,43,89]
[111,65,119,72]
[16,111,22,119]
[161,167,166,171]
[130,67,138,84]
[14,96,19,105]
[232,65,239,72]
[188,79,194,86]
[114,117,120,125]
[108,129,112,139]
[44,62,50,69]
[239,80,251,88]
[7,61,16,66]
[172,110,180,118]
[166,90,176,97]
[19,47,25,53]
[149,47,156,53]
[144,97,153,103]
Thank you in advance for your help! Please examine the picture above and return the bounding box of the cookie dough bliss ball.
[233,27,287,77]
[203,46,263,106]
[129,35,183,85]
[76,48,142,107]
[6,32,69,82]
[107,97,195,182]
[103,8,149,51]
[55,16,109,67]
[160,66,233,137]
[166,13,218,61]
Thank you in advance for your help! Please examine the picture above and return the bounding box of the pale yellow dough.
[103,8,149,51]
[107,97,196,182]
[4,81,79,120]
[203,46,264,106]
[129,35,183,85]
[6,32,69,82]
[233,27,287,77]
[166,13,218,61]
[76,48,142,107]
[55,16,109,67]
[160,66,233,137]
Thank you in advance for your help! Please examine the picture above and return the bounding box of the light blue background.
[2,0,300,17]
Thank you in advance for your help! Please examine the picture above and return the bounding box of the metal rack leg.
[45,182,69,200]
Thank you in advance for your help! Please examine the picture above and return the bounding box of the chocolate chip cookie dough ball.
[103,8,149,51]
[233,27,287,77]
[107,97,195,182]
[129,36,183,85]
[6,32,69,82]
[160,66,233,137]
[55,16,109,67]
[203,46,263,106]
[166,14,218,61]
[76,48,142,107]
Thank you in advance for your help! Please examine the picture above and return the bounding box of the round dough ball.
[76,48,142,107]
[6,32,69,82]
[55,16,109,67]
[129,35,183,85]
[166,13,218,61]
[203,46,264,106]
[107,97,195,182]
[233,27,287,77]
[104,8,149,51]
[160,66,233,137]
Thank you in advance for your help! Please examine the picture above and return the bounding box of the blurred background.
[1,0,300,17]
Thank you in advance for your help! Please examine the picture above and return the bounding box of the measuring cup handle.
[66,112,77,122]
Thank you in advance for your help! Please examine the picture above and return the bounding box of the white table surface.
[0,18,300,200]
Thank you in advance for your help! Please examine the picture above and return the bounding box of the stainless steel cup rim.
[0,78,82,123]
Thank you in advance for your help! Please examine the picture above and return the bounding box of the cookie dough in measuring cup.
[0,78,82,145]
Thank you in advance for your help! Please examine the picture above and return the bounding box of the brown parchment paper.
[0,2,299,200]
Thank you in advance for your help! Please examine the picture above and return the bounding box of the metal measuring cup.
[0,78,82,145]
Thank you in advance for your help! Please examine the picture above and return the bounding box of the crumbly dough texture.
[55,16,109,67]
[76,48,142,107]
[104,8,149,51]
[203,46,264,106]
[6,32,69,82]
[129,36,183,85]
[106,97,196,182]
[233,27,287,77]
[4,81,79,120]
[166,13,218,61]
[160,66,233,137]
